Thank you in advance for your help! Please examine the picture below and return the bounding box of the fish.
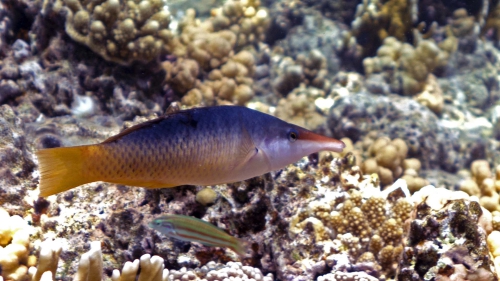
[149,214,246,256]
[36,105,345,197]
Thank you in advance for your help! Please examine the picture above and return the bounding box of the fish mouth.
[298,130,345,152]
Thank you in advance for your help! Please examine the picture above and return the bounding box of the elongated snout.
[297,128,345,152]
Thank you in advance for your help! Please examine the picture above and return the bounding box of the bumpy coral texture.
[288,180,412,279]
[0,208,34,281]
[328,91,463,172]
[162,0,269,106]
[63,0,173,65]
[363,36,451,98]
[359,135,428,191]
[275,85,327,131]
[460,160,500,213]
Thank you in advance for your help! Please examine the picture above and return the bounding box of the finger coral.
[363,36,451,99]
[356,135,428,191]
[28,239,273,281]
[275,85,327,131]
[0,208,34,281]
[28,239,62,281]
[460,160,500,213]
[163,0,267,106]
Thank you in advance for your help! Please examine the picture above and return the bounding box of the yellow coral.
[163,5,261,105]
[275,85,327,131]
[461,159,500,212]
[0,208,34,281]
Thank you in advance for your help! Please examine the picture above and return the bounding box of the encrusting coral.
[61,0,173,65]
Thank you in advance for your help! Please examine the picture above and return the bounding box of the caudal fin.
[36,146,90,197]
[231,237,249,258]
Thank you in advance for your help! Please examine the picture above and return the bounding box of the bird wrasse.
[36,106,345,197]
[149,214,246,256]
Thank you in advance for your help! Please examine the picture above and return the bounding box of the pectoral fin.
[232,126,259,172]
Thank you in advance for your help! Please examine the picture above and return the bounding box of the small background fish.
[149,214,247,257]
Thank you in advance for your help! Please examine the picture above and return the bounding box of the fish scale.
[36,106,345,197]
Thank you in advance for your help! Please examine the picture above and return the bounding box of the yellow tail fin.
[36,146,90,197]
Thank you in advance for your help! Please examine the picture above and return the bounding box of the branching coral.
[275,85,327,131]
[62,0,173,65]
[29,240,169,281]
[209,0,269,49]
[28,239,62,281]
[363,36,451,99]
[288,178,413,279]
[163,0,268,105]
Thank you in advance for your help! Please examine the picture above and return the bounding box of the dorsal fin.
[102,107,197,144]
[165,102,181,115]
[102,116,168,144]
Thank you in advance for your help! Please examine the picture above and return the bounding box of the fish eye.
[162,222,174,230]
[288,129,299,142]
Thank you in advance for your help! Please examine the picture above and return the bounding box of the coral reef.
[62,0,173,65]
[29,238,274,281]
[328,91,463,172]
[363,36,452,98]
[460,160,500,213]
[488,230,500,275]
[272,49,331,96]
[288,177,411,280]
[359,135,428,190]
[350,0,418,58]
[4,0,500,280]
[398,186,495,280]
[0,105,36,213]
[274,85,327,131]
[275,10,345,73]
[162,0,270,106]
